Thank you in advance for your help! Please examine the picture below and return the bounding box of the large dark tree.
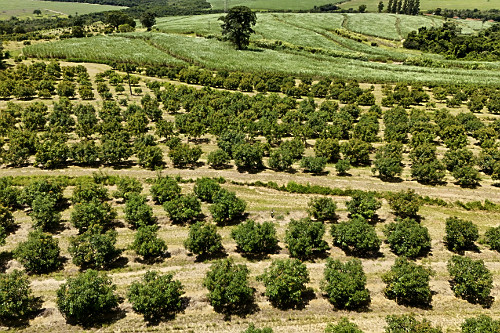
[219,6,257,50]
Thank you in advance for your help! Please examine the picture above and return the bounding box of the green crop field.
[0,0,126,20]
[25,13,500,86]
[207,0,343,10]
[339,0,500,12]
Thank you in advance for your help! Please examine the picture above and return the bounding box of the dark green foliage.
[231,220,278,254]
[385,314,443,333]
[3,129,36,166]
[20,179,64,207]
[280,138,305,160]
[137,145,163,170]
[35,133,69,169]
[241,323,273,333]
[0,178,20,209]
[113,176,142,199]
[169,143,202,168]
[70,199,117,233]
[308,197,337,221]
[131,225,167,259]
[22,102,47,131]
[409,143,445,184]
[383,106,408,143]
[384,218,431,258]
[461,315,500,333]
[346,192,381,220]
[70,140,99,165]
[0,270,40,321]
[335,159,351,175]
[72,181,109,204]
[217,130,245,157]
[447,255,493,306]
[354,113,379,142]
[321,258,370,310]
[325,318,364,333]
[372,142,403,180]
[163,194,201,224]
[193,177,221,203]
[258,258,309,309]
[285,218,328,259]
[124,193,156,228]
[219,6,257,50]
[68,226,120,269]
[56,269,119,324]
[314,138,340,162]
[203,258,254,315]
[14,230,61,274]
[451,165,481,187]
[0,205,15,245]
[484,226,500,252]
[207,149,231,169]
[99,133,132,165]
[233,143,263,170]
[128,271,184,321]
[331,217,381,256]
[300,156,327,174]
[341,139,371,166]
[210,189,246,225]
[387,189,421,218]
[150,176,181,204]
[268,148,294,171]
[382,258,433,307]
[184,222,223,257]
[444,217,478,252]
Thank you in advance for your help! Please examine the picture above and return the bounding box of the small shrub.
[485,226,500,252]
[128,271,184,321]
[0,270,40,321]
[241,323,273,333]
[257,259,309,309]
[325,318,364,333]
[346,192,381,220]
[56,269,119,324]
[300,156,327,174]
[321,258,370,310]
[385,314,442,333]
[335,159,351,175]
[382,257,433,307]
[231,220,278,255]
[461,315,500,333]
[444,217,478,252]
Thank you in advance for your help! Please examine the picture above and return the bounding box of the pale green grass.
[207,0,342,10]
[0,0,126,20]
[23,35,186,66]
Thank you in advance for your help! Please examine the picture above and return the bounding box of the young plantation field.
[24,13,500,86]
[0,0,126,20]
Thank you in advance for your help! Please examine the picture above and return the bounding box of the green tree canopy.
[219,6,257,50]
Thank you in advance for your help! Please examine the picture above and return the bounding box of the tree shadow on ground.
[65,306,127,329]
[0,297,43,329]
[144,296,190,326]
[0,251,13,273]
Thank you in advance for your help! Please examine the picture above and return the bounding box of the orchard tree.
[0,270,40,321]
[15,230,61,274]
[385,315,443,333]
[285,218,328,259]
[128,271,184,321]
[131,225,167,260]
[382,258,433,307]
[124,194,156,228]
[387,189,421,218]
[321,258,371,310]
[68,226,120,269]
[70,199,116,233]
[210,189,246,225]
[307,197,337,222]
[485,226,500,252]
[71,181,109,204]
[219,6,257,50]
[300,156,327,174]
[57,269,119,324]
[444,217,478,252]
[207,149,231,169]
[384,218,431,258]
[447,255,493,307]
[331,217,381,256]
[258,259,309,309]
[203,258,254,316]
[163,194,202,224]
[140,11,156,31]
[461,315,500,333]
[372,142,403,180]
[346,192,381,221]
[231,220,278,255]
[325,318,364,333]
[194,177,221,203]
[150,176,181,204]
[184,222,223,258]
[113,176,142,199]
[0,205,16,245]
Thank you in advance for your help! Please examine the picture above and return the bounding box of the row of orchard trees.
[0,176,498,326]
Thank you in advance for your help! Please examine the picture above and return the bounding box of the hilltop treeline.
[404,22,500,61]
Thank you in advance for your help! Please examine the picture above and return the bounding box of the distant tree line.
[430,8,500,22]
[404,22,500,61]
[386,0,420,15]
